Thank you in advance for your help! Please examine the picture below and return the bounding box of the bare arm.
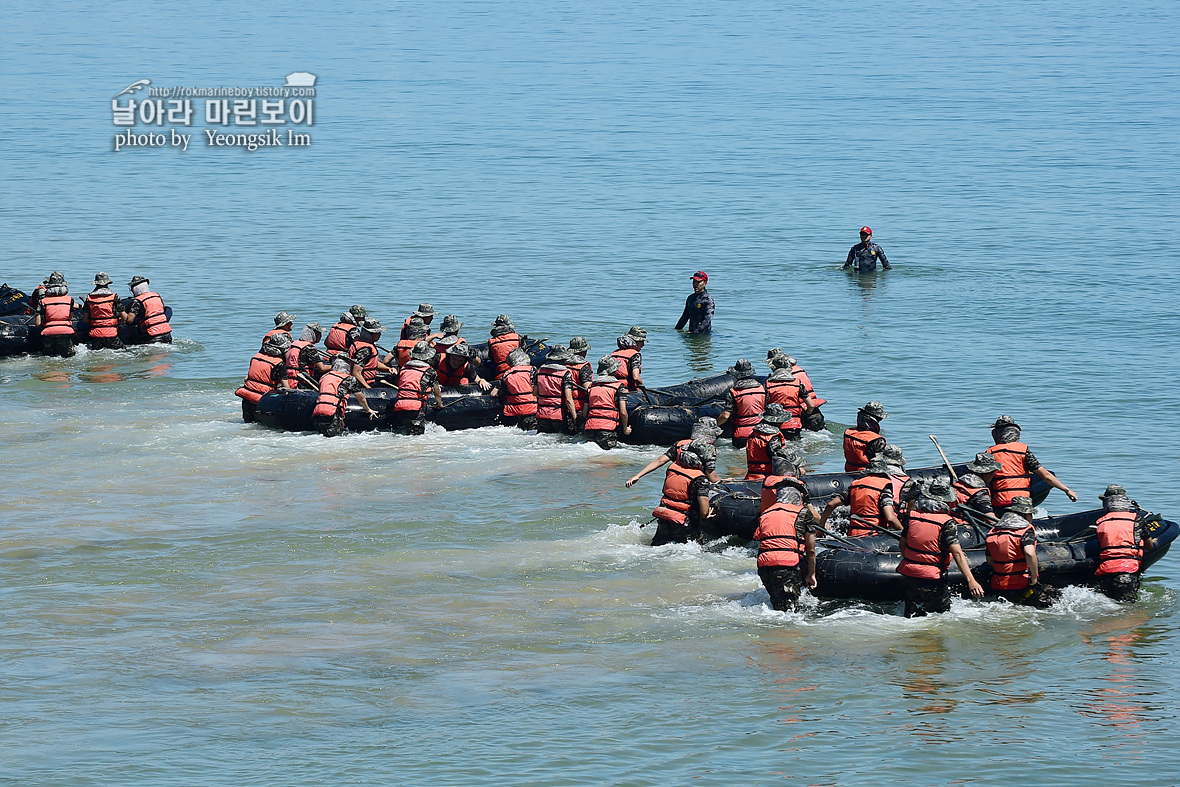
[433,382,444,408]
[819,496,841,528]
[716,409,731,427]
[353,389,377,418]
[804,532,817,589]
[881,502,902,531]
[1034,466,1077,502]
[626,454,671,487]
[1024,543,1040,585]
[618,396,630,436]
[950,543,984,599]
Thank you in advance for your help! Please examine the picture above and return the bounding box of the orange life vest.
[1095,511,1142,576]
[848,475,893,537]
[84,292,119,338]
[766,378,807,418]
[437,358,473,387]
[394,338,418,369]
[889,474,910,507]
[40,295,75,337]
[843,428,883,472]
[584,379,624,431]
[501,365,537,417]
[765,379,805,432]
[745,430,777,480]
[953,479,990,512]
[793,366,827,407]
[754,502,804,568]
[535,365,569,422]
[349,340,379,384]
[235,353,283,403]
[325,322,354,352]
[285,340,313,385]
[986,524,1034,591]
[393,364,429,413]
[897,510,952,580]
[986,442,1031,507]
[313,370,350,418]
[760,475,793,514]
[610,347,639,390]
[652,461,704,525]
[731,384,767,440]
[132,291,171,336]
[489,332,521,377]
[567,360,591,412]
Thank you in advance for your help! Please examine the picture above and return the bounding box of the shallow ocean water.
[2,0,1179,784]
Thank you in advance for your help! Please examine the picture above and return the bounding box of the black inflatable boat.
[254,366,811,445]
[0,291,175,357]
[705,464,1053,542]
[807,508,1177,602]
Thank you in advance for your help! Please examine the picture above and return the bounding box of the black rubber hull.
[0,306,174,356]
[620,373,825,446]
[706,464,1054,543]
[252,370,815,445]
[808,509,1177,602]
[256,385,499,432]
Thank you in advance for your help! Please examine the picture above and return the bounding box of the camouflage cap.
[761,403,793,425]
[882,443,906,468]
[865,455,891,475]
[686,438,717,466]
[262,333,292,354]
[339,311,357,324]
[361,318,384,334]
[616,334,637,350]
[414,303,435,318]
[331,355,353,372]
[728,358,756,378]
[274,311,296,327]
[546,344,573,363]
[923,478,957,503]
[128,275,149,288]
[446,341,472,358]
[690,416,723,443]
[493,314,514,326]
[506,348,530,367]
[434,333,460,350]
[966,452,1002,475]
[626,326,648,343]
[859,401,888,420]
[410,340,435,361]
[991,415,1020,430]
[299,323,323,343]
[769,452,798,478]
[93,272,112,286]
[406,317,429,339]
[46,271,66,286]
[597,354,621,375]
[568,336,590,353]
[349,305,368,320]
[440,314,463,334]
[1006,496,1036,515]
[298,344,322,364]
[1099,484,1128,500]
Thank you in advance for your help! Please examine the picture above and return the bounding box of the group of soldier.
[235,303,652,444]
[234,301,1153,615]
[627,386,1152,615]
[25,271,173,357]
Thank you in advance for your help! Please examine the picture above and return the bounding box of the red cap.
[860,226,872,235]
[691,271,708,281]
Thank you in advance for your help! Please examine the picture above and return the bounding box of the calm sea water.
[2,1,1179,784]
